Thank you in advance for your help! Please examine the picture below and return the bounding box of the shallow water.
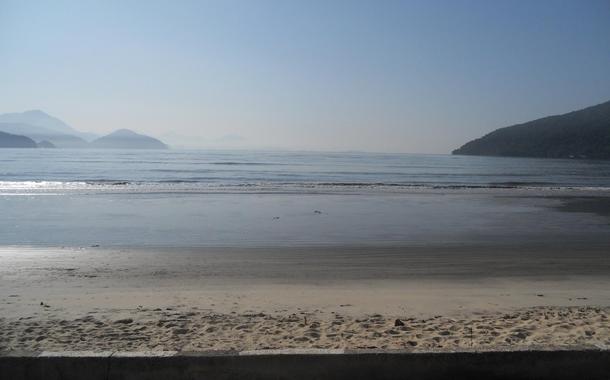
[1,149,609,247]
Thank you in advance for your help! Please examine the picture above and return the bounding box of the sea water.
[1,149,609,247]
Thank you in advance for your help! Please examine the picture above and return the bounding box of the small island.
[89,129,168,149]
[36,140,56,148]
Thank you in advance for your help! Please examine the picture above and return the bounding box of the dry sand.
[1,245,609,352]
[2,305,608,352]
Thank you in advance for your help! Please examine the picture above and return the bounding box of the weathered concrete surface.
[1,349,609,380]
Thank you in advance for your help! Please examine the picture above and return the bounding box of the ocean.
[1,149,610,247]
[2,149,610,191]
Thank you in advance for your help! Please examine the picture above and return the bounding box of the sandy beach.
[1,245,608,352]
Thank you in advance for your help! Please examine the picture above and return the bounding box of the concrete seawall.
[1,348,609,380]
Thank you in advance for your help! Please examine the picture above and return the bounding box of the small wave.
[1,180,610,195]
[84,180,131,186]
[488,181,556,187]
[316,182,413,187]
[209,162,276,166]
[158,180,200,184]
[0,181,92,190]
[151,169,212,173]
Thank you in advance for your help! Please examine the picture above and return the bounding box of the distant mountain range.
[0,110,168,149]
[453,100,610,159]
[0,131,38,148]
[0,110,100,142]
[0,122,89,148]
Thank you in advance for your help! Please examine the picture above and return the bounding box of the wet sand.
[553,195,610,218]
[1,245,609,352]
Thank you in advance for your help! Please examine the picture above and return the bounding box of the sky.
[1,0,609,153]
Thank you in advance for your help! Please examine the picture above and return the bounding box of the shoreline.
[1,245,609,352]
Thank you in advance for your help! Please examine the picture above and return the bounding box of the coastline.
[1,245,608,352]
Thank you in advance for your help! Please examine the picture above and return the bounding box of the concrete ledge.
[1,349,609,380]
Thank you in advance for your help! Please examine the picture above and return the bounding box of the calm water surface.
[1,149,610,192]
[1,149,609,247]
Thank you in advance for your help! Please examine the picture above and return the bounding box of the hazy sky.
[1,0,609,153]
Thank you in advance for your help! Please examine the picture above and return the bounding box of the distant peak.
[22,109,49,116]
[91,129,168,149]
[110,129,139,136]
